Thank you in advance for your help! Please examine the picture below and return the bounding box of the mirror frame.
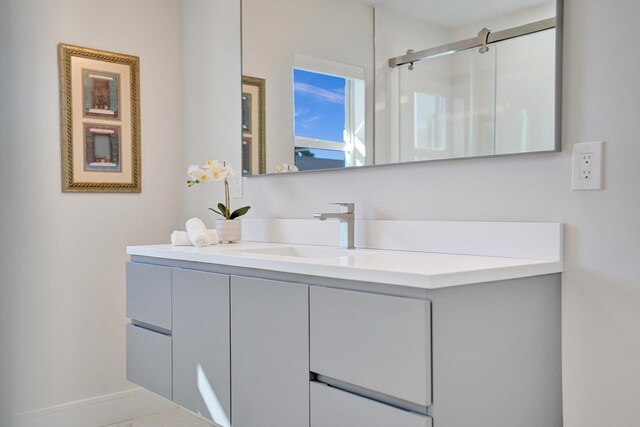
[241,0,563,177]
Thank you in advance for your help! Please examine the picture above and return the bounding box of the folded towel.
[171,230,191,246]
[186,217,210,247]
[171,229,220,246]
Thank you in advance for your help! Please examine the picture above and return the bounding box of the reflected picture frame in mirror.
[241,75,266,175]
[241,0,563,176]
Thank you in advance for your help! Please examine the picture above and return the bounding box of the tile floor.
[103,407,216,427]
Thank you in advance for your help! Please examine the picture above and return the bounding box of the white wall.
[0,4,14,423]
[184,1,640,426]
[180,0,242,228]
[0,0,183,418]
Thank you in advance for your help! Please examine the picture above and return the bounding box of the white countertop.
[127,242,563,289]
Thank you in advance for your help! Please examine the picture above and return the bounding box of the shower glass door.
[494,29,556,155]
[398,47,496,162]
[397,28,556,162]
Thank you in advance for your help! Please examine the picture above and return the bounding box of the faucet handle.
[329,202,354,213]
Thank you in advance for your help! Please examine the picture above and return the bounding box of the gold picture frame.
[242,75,266,175]
[59,44,141,192]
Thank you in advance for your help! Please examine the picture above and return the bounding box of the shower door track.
[388,17,556,68]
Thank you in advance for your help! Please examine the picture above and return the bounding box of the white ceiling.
[355,0,553,29]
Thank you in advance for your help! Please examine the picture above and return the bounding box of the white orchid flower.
[187,164,200,178]
[186,159,233,183]
[186,159,251,222]
[194,168,209,182]
[209,161,229,182]
[203,159,223,170]
[186,164,209,183]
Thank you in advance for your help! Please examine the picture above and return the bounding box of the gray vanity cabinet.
[126,258,561,427]
[125,263,173,400]
[230,276,310,427]
[172,269,230,426]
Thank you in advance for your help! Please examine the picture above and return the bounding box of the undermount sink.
[236,246,358,259]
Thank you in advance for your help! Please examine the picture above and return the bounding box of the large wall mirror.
[241,0,562,175]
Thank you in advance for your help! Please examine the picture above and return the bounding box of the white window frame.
[292,54,365,167]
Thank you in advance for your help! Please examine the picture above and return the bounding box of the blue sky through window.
[293,69,346,142]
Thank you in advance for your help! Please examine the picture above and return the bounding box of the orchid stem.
[224,179,231,219]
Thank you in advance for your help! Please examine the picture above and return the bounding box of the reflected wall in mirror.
[241,0,562,175]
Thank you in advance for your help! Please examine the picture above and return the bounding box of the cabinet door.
[126,262,172,330]
[172,269,230,427]
[126,324,172,400]
[310,286,431,406]
[231,276,309,427]
[311,382,432,427]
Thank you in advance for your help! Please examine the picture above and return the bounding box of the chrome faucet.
[313,203,355,249]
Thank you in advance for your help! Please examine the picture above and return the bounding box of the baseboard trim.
[16,387,177,427]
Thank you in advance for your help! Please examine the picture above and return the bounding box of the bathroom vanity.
[125,221,563,427]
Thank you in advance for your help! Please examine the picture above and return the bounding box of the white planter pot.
[216,219,241,243]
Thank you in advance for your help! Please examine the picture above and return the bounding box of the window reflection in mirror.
[293,68,365,171]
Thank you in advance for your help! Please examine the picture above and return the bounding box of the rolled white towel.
[186,217,210,247]
[208,229,219,244]
[171,229,220,246]
[171,230,191,246]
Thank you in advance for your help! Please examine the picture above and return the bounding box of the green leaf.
[217,203,229,217]
[208,207,225,217]
[230,206,251,219]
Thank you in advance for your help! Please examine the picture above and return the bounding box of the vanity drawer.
[126,262,172,330]
[126,324,172,400]
[311,382,432,427]
[310,286,431,406]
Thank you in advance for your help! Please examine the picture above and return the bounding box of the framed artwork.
[241,75,266,175]
[59,44,141,192]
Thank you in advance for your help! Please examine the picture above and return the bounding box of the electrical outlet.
[230,175,243,199]
[580,152,593,180]
[572,141,604,190]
